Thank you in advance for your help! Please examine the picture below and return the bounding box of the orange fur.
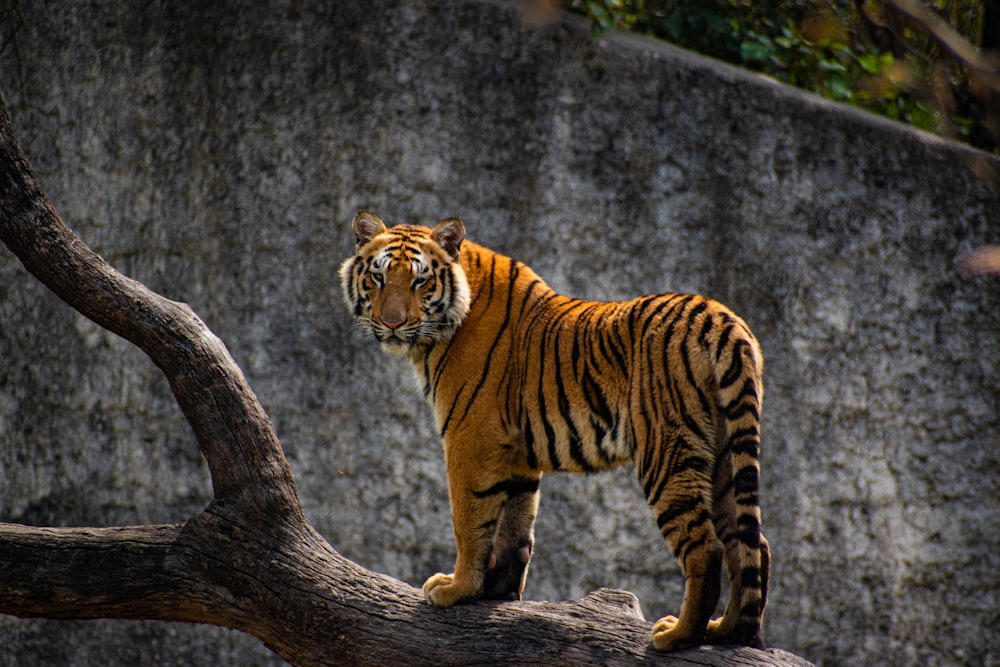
[340,211,769,651]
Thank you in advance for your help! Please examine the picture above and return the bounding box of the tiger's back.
[340,211,769,651]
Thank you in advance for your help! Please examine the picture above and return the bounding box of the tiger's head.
[339,210,471,354]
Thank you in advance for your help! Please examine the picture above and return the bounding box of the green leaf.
[858,53,880,74]
[825,76,854,100]
[589,3,612,27]
[818,59,847,73]
[740,40,772,62]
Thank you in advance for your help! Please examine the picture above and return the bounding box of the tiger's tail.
[708,317,768,647]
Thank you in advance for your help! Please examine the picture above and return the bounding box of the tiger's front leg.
[483,475,541,600]
[423,468,511,608]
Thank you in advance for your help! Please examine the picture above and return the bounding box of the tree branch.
[884,0,1000,92]
[0,98,811,666]
[0,522,207,622]
[0,100,297,511]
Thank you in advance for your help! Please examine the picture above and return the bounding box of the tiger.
[339,210,770,651]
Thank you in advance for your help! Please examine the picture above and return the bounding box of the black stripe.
[472,477,541,499]
[655,307,696,445]
[553,322,592,472]
[727,424,760,458]
[675,526,710,561]
[639,294,689,341]
[637,413,659,497]
[719,339,750,388]
[429,329,459,400]
[724,399,760,422]
[528,310,560,470]
[523,416,539,469]
[723,378,760,414]
[579,325,616,467]
[698,310,715,345]
[424,269,449,316]
[480,253,500,308]
[675,330,713,442]
[734,466,759,496]
[507,477,541,499]
[589,418,610,465]
[536,297,586,471]
[595,314,629,377]
[731,434,760,457]
[437,380,468,437]
[687,508,712,532]
[681,334,715,422]
[421,354,434,398]
[685,299,709,329]
[521,285,561,330]
[536,344,561,471]
[645,452,670,506]
[655,496,701,531]
[473,480,510,499]
[741,566,762,589]
[715,322,734,361]
[655,295,689,342]
[441,258,518,436]
[608,321,631,377]
[580,367,613,432]
[736,515,761,548]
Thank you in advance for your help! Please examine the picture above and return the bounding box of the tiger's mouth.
[369,316,458,352]
[375,328,415,353]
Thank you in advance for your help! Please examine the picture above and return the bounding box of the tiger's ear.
[432,217,465,260]
[352,210,387,248]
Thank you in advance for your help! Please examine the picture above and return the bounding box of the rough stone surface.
[1,1,998,665]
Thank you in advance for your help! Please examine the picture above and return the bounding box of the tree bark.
[0,99,811,666]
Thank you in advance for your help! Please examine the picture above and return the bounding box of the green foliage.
[570,0,996,153]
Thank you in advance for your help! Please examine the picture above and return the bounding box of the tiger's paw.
[652,615,703,652]
[704,614,765,648]
[705,615,734,643]
[483,543,531,601]
[422,572,480,608]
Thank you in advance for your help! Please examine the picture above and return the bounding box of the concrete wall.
[1,1,998,665]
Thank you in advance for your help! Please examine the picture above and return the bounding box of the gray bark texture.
[0,0,998,665]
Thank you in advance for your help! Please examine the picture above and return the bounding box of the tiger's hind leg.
[639,441,725,652]
[705,515,769,647]
[483,475,541,600]
[706,532,768,647]
[705,412,768,646]
[704,449,741,643]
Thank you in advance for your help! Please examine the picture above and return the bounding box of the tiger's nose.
[382,318,405,330]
